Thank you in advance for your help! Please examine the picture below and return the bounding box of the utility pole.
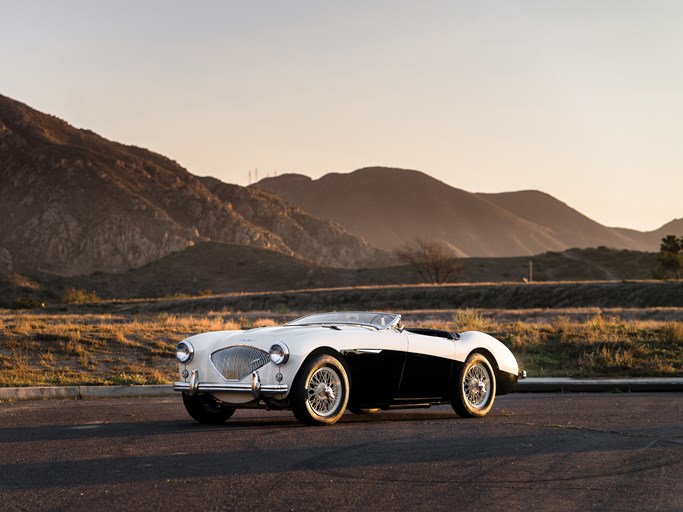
[529,260,533,283]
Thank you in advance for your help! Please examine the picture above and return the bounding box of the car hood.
[183,324,386,357]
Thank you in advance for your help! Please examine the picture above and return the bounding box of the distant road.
[1,394,681,511]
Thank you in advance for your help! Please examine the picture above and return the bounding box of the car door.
[342,330,408,407]
[395,332,456,401]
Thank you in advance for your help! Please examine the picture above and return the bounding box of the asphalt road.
[1,393,681,512]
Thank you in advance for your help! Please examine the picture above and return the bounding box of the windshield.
[285,312,401,330]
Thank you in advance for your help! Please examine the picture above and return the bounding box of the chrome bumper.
[173,382,289,394]
[173,370,288,397]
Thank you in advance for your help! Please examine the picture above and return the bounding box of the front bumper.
[173,382,289,394]
[173,370,288,398]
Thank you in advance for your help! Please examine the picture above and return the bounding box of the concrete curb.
[0,385,174,401]
[515,377,683,393]
[1,379,683,401]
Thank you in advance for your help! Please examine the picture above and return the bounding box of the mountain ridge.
[255,167,565,256]
[256,167,675,256]
[1,93,678,279]
[476,190,652,251]
[0,94,381,276]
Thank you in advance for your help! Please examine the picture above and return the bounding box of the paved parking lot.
[1,393,682,511]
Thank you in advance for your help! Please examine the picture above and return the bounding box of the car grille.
[210,346,270,381]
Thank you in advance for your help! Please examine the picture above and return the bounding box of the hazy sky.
[3,1,682,231]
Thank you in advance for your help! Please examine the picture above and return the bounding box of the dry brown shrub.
[109,363,169,385]
[115,331,141,348]
[507,321,547,348]
[415,319,452,331]
[579,345,635,371]
[12,315,34,337]
[251,318,279,328]
[661,321,683,343]
[223,320,242,330]
[452,309,490,332]
[147,340,172,356]
[39,350,55,368]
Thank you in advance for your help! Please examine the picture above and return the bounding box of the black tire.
[291,354,349,426]
[452,353,496,418]
[182,392,236,424]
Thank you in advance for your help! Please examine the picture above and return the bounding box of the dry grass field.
[1,303,681,387]
[0,311,284,387]
[418,308,683,378]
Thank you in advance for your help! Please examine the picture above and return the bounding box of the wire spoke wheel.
[306,367,342,417]
[452,353,496,418]
[292,354,350,425]
[463,363,491,409]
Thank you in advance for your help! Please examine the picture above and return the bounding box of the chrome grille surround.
[210,346,270,381]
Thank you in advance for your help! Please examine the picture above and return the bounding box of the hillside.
[199,177,384,268]
[0,94,380,276]
[255,167,567,256]
[0,244,660,306]
[31,280,683,315]
[2,95,678,277]
[477,190,650,251]
[613,218,683,249]
[256,167,673,256]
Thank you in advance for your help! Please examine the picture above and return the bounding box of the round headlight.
[269,343,289,365]
[176,341,194,363]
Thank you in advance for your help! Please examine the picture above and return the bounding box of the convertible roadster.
[174,312,525,426]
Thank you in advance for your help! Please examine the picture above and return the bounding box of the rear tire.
[182,392,235,424]
[291,354,349,426]
[452,353,496,418]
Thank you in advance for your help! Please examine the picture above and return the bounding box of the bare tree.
[396,238,463,284]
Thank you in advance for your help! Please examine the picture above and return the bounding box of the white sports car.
[173,312,525,426]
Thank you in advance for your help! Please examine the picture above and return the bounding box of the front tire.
[182,392,236,424]
[452,353,496,418]
[291,354,349,426]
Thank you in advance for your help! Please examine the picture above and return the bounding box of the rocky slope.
[0,94,380,275]
[199,177,383,268]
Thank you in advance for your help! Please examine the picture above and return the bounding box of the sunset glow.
[3,0,681,231]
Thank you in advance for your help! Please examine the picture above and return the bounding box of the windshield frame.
[284,312,402,331]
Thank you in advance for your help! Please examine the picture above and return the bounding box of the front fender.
[456,331,519,377]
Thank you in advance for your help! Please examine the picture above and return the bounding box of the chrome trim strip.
[174,382,288,394]
[341,348,383,355]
